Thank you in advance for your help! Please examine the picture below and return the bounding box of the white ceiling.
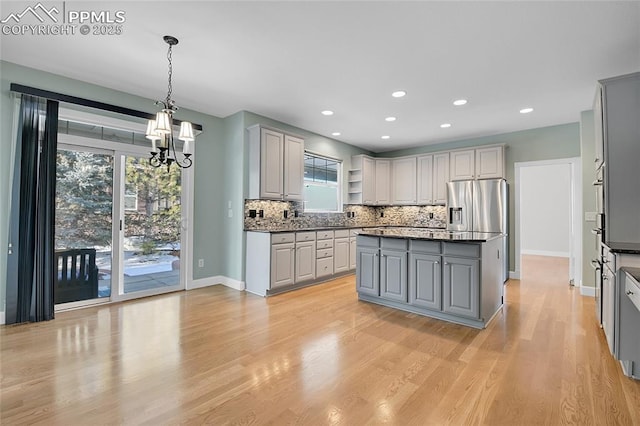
[1,1,639,152]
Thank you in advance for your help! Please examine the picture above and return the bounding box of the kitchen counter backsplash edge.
[244,199,447,232]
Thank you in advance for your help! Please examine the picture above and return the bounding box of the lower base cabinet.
[356,245,379,296]
[408,253,441,311]
[334,237,350,274]
[246,230,359,297]
[270,242,295,289]
[443,256,479,319]
[295,241,315,283]
[380,249,407,302]
[356,236,502,329]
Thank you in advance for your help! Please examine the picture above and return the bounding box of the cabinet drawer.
[410,240,441,254]
[317,248,333,259]
[625,272,640,312]
[381,238,408,251]
[296,231,316,242]
[317,239,334,250]
[272,233,295,244]
[317,230,334,240]
[357,235,379,248]
[443,242,480,258]
[334,229,350,238]
[316,257,334,277]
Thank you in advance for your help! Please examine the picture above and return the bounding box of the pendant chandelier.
[146,35,195,170]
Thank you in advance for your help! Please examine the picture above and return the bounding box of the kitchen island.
[355,228,506,329]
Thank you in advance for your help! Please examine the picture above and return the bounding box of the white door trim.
[514,157,582,287]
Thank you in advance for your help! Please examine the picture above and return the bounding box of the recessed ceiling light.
[331,132,341,136]
[321,110,334,116]
[391,91,406,98]
[385,116,397,122]
[440,123,452,128]
[453,99,467,106]
[381,135,390,140]
[519,107,534,114]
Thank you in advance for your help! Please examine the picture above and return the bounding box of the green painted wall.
[0,60,227,309]
[382,123,582,273]
[580,110,596,288]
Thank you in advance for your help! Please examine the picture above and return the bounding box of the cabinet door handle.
[603,276,608,281]
[435,261,439,265]
[627,290,635,296]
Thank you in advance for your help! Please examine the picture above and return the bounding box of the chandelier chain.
[166,44,173,105]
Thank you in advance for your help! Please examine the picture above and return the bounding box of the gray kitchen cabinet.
[616,269,640,379]
[349,236,357,270]
[392,157,417,204]
[475,146,504,179]
[283,134,304,200]
[247,124,304,201]
[450,146,504,181]
[316,231,334,279]
[356,236,380,296]
[334,233,350,274]
[380,248,408,302]
[408,253,441,311]
[295,240,315,283]
[432,153,450,204]
[443,256,479,319]
[597,72,640,245]
[375,159,391,205]
[362,156,376,204]
[450,149,475,181]
[270,240,295,289]
[417,154,434,204]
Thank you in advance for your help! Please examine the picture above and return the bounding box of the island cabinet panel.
[443,256,479,319]
[356,246,379,295]
[380,249,408,302]
[408,253,441,311]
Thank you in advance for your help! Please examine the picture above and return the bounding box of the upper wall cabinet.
[417,153,449,205]
[393,157,417,204]
[375,159,392,205]
[248,125,304,200]
[450,146,504,181]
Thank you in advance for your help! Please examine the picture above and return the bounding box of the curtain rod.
[10,83,204,132]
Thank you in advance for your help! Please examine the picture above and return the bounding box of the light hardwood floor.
[2,255,639,425]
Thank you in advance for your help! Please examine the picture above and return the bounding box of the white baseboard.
[219,276,245,291]
[0,311,4,325]
[188,276,245,291]
[509,270,521,280]
[580,286,596,297]
[521,249,570,258]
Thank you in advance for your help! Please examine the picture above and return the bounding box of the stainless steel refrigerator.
[447,179,508,282]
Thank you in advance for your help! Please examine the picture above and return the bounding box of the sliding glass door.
[120,154,182,295]
[55,136,189,308]
[55,146,114,304]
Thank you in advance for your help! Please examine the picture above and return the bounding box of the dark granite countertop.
[604,242,640,254]
[356,227,505,243]
[245,226,447,234]
[622,267,640,283]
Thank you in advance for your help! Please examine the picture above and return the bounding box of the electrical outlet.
[198,259,204,268]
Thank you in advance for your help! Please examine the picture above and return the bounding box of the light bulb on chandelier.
[146,35,195,170]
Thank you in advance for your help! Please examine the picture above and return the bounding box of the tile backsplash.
[244,199,446,231]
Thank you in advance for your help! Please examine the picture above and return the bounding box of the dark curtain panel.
[5,95,58,324]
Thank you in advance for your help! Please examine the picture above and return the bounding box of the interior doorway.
[514,158,582,286]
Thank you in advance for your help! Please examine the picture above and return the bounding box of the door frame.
[54,133,194,309]
[514,157,582,288]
